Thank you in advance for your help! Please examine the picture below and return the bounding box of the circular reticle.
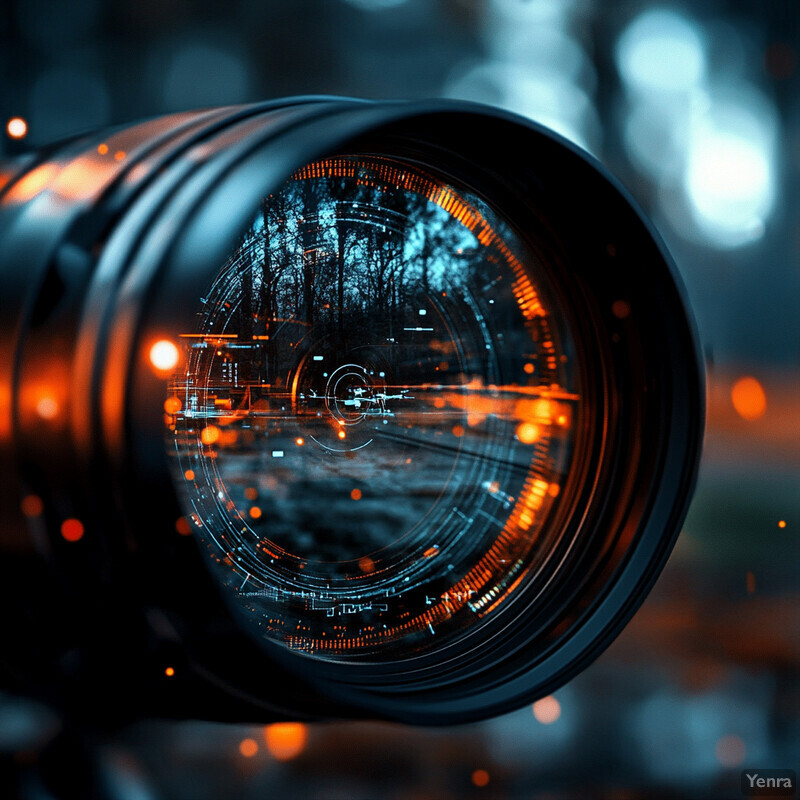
[166,154,581,663]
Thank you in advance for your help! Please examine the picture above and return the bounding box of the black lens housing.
[0,97,703,725]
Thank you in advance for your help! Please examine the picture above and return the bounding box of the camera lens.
[0,98,703,724]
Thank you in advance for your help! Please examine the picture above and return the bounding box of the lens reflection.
[167,154,580,662]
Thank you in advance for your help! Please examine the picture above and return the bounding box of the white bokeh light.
[684,88,777,248]
[616,9,706,95]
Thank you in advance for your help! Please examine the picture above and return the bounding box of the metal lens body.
[0,98,703,724]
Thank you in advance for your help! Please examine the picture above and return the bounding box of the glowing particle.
[249,506,262,520]
[97,143,109,155]
[6,117,28,139]
[184,469,195,481]
[516,422,540,444]
[452,424,465,438]
[359,556,375,573]
[523,363,535,374]
[200,425,220,445]
[471,769,490,788]
[175,517,192,536]
[114,150,126,161]
[149,339,180,371]
[612,299,631,319]
[264,723,307,761]
[36,397,59,420]
[239,738,258,758]
[547,483,560,497]
[61,518,84,542]
[778,520,786,529]
[715,734,745,767]
[244,487,258,501]
[21,494,44,517]
[295,437,305,446]
[337,430,346,439]
[164,666,175,677]
[731,376,766,420]
[163,396,182,414]
[533,695,561,724]
[350,488,362,501]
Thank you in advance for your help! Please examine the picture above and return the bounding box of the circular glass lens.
[166,153,581,663]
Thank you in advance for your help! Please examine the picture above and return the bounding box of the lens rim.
[95,99,703,723]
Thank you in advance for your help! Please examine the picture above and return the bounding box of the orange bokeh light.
[611,299,631,319]
[164,666,175,677]
[350,488,362,501]
[149,339,180,372]
[163,396,182,414]
[97,143,109,155]
[516,422,540,444]
[184,469,195,481]
[200,425,220,445]
[239,738,258,758]
[778,520,786,529]
[471,769,490,788]
[358,556,375,573]
[731,376,766,421]
[21,494,44,517]
[175,517,192,536]
[249,506,262,520]
[532,695,561,724]
[264,723,307,761]
[295,437,305,446]
[60,518,84,542]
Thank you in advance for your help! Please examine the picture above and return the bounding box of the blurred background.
[1,0,798,797]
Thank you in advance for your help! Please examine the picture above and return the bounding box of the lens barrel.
[0,98,703,725]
